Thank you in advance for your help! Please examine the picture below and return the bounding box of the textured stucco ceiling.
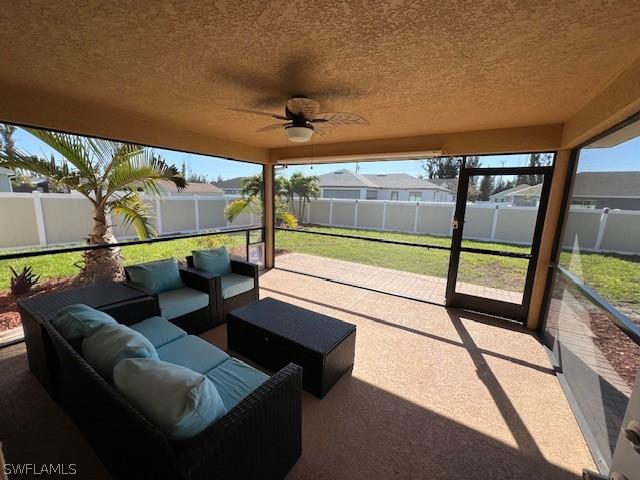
[1,0,640,154]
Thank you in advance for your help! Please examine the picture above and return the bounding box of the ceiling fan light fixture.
[285,125,314,143]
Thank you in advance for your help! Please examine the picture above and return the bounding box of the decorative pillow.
[192,248,231,275]
[114,358,227,440]
[127,258,184,293]
[82,324,158,380]
[52,304,117,340]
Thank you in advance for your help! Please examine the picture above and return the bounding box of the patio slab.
[275,252,524,304]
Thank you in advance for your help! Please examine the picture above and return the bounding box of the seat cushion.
[52,304,117,340]
[127,258,184,293]
[204,358,269,410]
[221,273,255,299]
[157,335,229,374]
[192,248,232,275]
[158,287,209,320]
[129,316,187,348]
[114,358,227,440]
[82,323,158,380]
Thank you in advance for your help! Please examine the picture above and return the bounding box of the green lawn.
[0,234,244,292]
[1,225,637,314]
[275,226,640,309]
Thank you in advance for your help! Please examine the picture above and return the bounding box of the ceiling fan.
[231,97,368,143]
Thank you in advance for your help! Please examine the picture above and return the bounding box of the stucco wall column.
[263,164,275,269]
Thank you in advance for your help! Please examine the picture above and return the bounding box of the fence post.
[382,201,387,230]
[490,204,499,241]
[194,195,200,231]
[594,208,610,252]
[329,198,334,225]
[354,200,359,227]
[32,191,47,246]
[155,198,163,235]
[306,200,311,223]
[413,202,419,232]
[225,197,230,226]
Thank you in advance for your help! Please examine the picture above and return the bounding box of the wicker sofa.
[20,296,302,480]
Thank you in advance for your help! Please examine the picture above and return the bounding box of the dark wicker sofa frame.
[185,255,259,324]
[124,261,221,334]
[19,301,302,480]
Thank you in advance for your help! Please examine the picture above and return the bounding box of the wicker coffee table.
[227,297,356,398]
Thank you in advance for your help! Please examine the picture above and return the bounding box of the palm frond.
[108,193,156,239]
[224,198,253,223]
[23,128,96,180]
[0,150,82,191]
[106,149,186,196]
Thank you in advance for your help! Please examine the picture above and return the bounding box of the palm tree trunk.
[80,206,124,282]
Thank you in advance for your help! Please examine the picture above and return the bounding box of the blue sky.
[12,126,639,180]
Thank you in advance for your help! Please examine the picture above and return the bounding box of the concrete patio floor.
[275,252,524,304]
[0,269,593,479]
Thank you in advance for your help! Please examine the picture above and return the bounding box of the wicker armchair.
[185,255,259,324]
[124,260,219,334]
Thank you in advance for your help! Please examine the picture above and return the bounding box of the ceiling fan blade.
[287,97,321,117]
[313,112,369,126]
[229,108,288,121]
[256,123,289,133]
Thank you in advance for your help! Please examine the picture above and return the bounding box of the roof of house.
[156,180,224,194]
[436,178,458,191]
[489,183,534,198]
[512,184,543,196]
[318,170,450,191]
[213,177,244,189]
[571,171,640,198]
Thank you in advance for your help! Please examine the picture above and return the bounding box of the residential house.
[213,177,244,195]
[0,167,14,192]
[318,169,453,202]
[570,171,640,210]
[129,180,224,196]
[489,183,536,204]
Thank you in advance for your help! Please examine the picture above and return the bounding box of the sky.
[11,125,639,180]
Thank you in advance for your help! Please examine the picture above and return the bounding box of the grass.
[1,225,637,313]
[0,234,244,292]
[275,226,639,309]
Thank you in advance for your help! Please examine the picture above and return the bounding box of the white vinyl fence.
[2,193,639,255]
[0,192,260,249]
[292,198,640,255]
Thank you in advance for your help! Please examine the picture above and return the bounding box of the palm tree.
[0,128,186,281]
[224,173,298,228]
[288,172,320,222]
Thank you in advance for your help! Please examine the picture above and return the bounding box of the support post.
[32,191,47,246]
[354,200,359,228]
[155,198,163,235]
[263,164,275,269]
[413,202,419,232]
[382,201,387,230]
[594,208,609,252]
[329,198,334,226]
[490,204,499,240]
[194,195,200,231]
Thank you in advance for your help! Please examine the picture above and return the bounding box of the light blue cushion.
[114,358,227,440]
[204,358,269,410]
[221,273,255,299]
[158,287,210,320]
[127,259,184,293]
[157,335,229,374]
[129,316,187,348]
[82,324,158,380]
[192,248,231,275]
[52,304,117,340]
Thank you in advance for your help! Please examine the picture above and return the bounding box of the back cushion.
[127,258,184,293]
[82,324,158,380]
[192,248,232,275]
[114,358,227,440]
[52,304,117,340]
